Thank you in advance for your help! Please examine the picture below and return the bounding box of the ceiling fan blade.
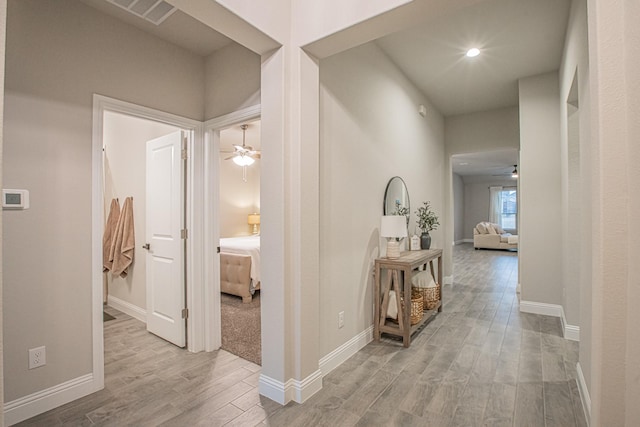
[224,154,238,160]
[252,153,261,159]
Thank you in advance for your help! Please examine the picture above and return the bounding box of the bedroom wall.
[205,42,261,120]
[518,72,562,307]
[3,0,204,403]
[319,41,444,357]
[219,121,261,237]
[462,176,518,240]
[103,111,182,312]
[452,173,465,243]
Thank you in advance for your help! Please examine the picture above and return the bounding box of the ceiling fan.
[492,165,518,178]
[225,124,261,166]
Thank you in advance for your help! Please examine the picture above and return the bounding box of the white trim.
[203,105,261,352]
[4,374,95,426]
[519,300,563,317]
[319,326,373,377]
[519,300,580,341]
[455,239,473,245]
[576,362,591,426]
[258,369,323,406]
[107,295,146,323]
[516,283,521,294]
[443,275,453,285]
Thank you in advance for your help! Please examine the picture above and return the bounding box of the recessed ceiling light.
[466,48,480,58]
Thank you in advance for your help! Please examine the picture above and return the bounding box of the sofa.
[473,221,518,250]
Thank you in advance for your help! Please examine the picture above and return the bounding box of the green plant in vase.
[415,201,439,249]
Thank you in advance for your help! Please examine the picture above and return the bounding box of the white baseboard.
[260,326,375,405]
[4,374,97,426]
[258,369,323,405]
[463,238,474,243]
[576,362,591,426]
[519,301,580,341]
[319,326,373,377]
[107,295,146,323]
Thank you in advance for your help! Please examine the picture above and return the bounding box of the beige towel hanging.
[103,198,120,272]
[111,197,135,278]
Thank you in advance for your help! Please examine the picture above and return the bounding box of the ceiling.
[80,0,232,56]
[452,149,518,177]
[376,0,571,117]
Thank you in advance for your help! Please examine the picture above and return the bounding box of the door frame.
[91,95,204,388]
[203,104,261,351]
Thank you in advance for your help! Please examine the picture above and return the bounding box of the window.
[500,189,517,230]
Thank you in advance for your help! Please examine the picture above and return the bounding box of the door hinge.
[181,148,188,160]
[217,246,220,254]
[181,229,188,239]
[181,308,189,319]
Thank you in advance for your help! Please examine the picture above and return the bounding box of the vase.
[420,232,431,250]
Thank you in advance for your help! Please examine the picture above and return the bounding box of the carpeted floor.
[221,291,261,365]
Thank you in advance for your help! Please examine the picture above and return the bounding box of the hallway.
[18,244,586,426]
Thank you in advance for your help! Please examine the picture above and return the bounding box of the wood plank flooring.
[17,244,587,426]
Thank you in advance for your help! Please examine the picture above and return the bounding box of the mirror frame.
[383,176,410,224]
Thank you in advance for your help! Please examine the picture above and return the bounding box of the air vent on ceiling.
[105,0,177,25]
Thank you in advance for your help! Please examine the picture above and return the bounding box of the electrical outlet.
[28,346,46,369]
[338,311,345,329]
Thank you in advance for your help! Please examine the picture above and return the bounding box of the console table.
[374,249,443,347]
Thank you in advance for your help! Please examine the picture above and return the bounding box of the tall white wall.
[452,173,465,243]
[0,0,6,419]
[103,112,181,311]
[319,42,444,357]
[559,0,592,392]
[518,72,562,306]
[3,0,204,403]
[205,43,261,120]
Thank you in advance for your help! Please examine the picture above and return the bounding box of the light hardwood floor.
[18,244,587,426]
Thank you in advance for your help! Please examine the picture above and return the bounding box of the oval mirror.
[383,177,410,222]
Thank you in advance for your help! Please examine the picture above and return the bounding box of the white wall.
[219,122,261,237]
[3,0,204,403]
[559,0,591,392]
[103,111,181,311]
[0,0,6,419]
[462,176,518,240]
[319,42,444,357]
[518,72,562,306]
[205,42,261,120]
[452,173,465,243]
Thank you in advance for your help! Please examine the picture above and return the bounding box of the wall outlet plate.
[338,311,345,329]
[28,346,46,369]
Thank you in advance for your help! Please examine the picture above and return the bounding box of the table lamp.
[380,215,407,259]
[248,213,260,234]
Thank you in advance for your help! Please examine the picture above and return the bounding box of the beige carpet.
[221,291,261,365]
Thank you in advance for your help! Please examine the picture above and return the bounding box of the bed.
[220,235,261,303]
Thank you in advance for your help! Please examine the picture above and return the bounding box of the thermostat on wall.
[3,189,30,209]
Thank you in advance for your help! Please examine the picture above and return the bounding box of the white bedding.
[220,235,261,284]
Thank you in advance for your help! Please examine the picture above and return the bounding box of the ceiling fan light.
[233,155,255,166]
[511,165,518,178]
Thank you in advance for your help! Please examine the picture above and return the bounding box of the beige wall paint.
[103,111,181,311]
[452,173,465,243]
[319,42,444,356]
[518,72,562,306]
[205,43,261,120]
[219,121,261,238]
[3,0,204,402]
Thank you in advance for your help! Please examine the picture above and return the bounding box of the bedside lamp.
[248,213,260,234]
[380,215,407,259]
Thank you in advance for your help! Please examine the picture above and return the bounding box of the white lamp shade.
[232,155,255,166]
[380,215,408,238]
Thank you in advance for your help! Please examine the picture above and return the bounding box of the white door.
[145,131,186,347]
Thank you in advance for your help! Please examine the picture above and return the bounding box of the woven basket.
[412,283,440,310]
[401,291,424,325]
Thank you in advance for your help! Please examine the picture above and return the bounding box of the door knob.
[142,243,150,250]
